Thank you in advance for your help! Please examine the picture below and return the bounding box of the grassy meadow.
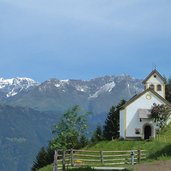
[38,124,171,171]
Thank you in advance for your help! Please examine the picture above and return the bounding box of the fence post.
[71,149,74,167]
[137,149,141,163]
[100,150,104,165]
[62,150,66,171]
[53,150,58,171]
[131,150,135,165]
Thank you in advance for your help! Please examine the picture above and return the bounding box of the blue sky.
[0,0,171,82]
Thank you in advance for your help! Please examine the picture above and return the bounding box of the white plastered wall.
[119,109,125,138]
[125,91,166,139]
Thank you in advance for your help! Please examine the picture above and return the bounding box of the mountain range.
[0,75,143,113]
[0,75,143,171]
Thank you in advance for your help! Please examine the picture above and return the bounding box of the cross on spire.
[153,64,157,70]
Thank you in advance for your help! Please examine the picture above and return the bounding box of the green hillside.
[38,123,171,171]
[0,105,59,171]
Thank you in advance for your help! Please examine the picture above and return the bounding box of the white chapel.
[119,69,170,140]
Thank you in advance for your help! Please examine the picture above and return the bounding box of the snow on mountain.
[54,83,60,88]
[42,79,88,93]
[54,80,69,88]
[1,75,144,113]
[89,81,116,99]
[0,75,143,100]
[35,75,143,98]
[0,77,38,98]
[75,85,88,92]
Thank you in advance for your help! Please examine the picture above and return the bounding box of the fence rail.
[53,149,146,171]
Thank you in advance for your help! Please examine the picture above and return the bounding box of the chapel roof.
[142,69,166,84]
[121,88,170,109]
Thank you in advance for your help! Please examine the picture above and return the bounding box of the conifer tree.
[31,147,49,171]
[79,135,89,148]
[91,125,103,143]
[103,100,126,140]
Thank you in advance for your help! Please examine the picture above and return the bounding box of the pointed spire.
[142,69,166,84]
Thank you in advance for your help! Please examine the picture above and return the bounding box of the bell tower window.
[150,84,154,90]
[144,85,147,90]
[157,84,162,91]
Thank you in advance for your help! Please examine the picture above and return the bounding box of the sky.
[0,0,171,82]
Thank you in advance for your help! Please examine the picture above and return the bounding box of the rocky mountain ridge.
[0,77,38,99]
[0,75,143,113]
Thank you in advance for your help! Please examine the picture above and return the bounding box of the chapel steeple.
[142,69,166,99]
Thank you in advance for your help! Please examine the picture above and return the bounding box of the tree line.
[31,100,126,171]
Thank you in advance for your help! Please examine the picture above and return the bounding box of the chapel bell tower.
[142,69,166,99]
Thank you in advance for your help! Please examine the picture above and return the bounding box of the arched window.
[149,84,154,90]
[157,84,162,91]
[144,85,147,90]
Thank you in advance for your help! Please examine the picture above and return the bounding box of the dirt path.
[133,160,171,171]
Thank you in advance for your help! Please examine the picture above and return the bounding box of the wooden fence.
[53,149,146,171]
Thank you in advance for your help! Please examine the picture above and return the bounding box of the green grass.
[38,164,52,171]
[157,123,171,142]
[85,140,149,150]
[38,124,171,171]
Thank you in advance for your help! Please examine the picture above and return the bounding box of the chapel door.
[144,125,152,140]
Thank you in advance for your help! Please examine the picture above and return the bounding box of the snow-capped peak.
[0,77,38,97]
[53,79,69,88]
[0,77,37,85]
